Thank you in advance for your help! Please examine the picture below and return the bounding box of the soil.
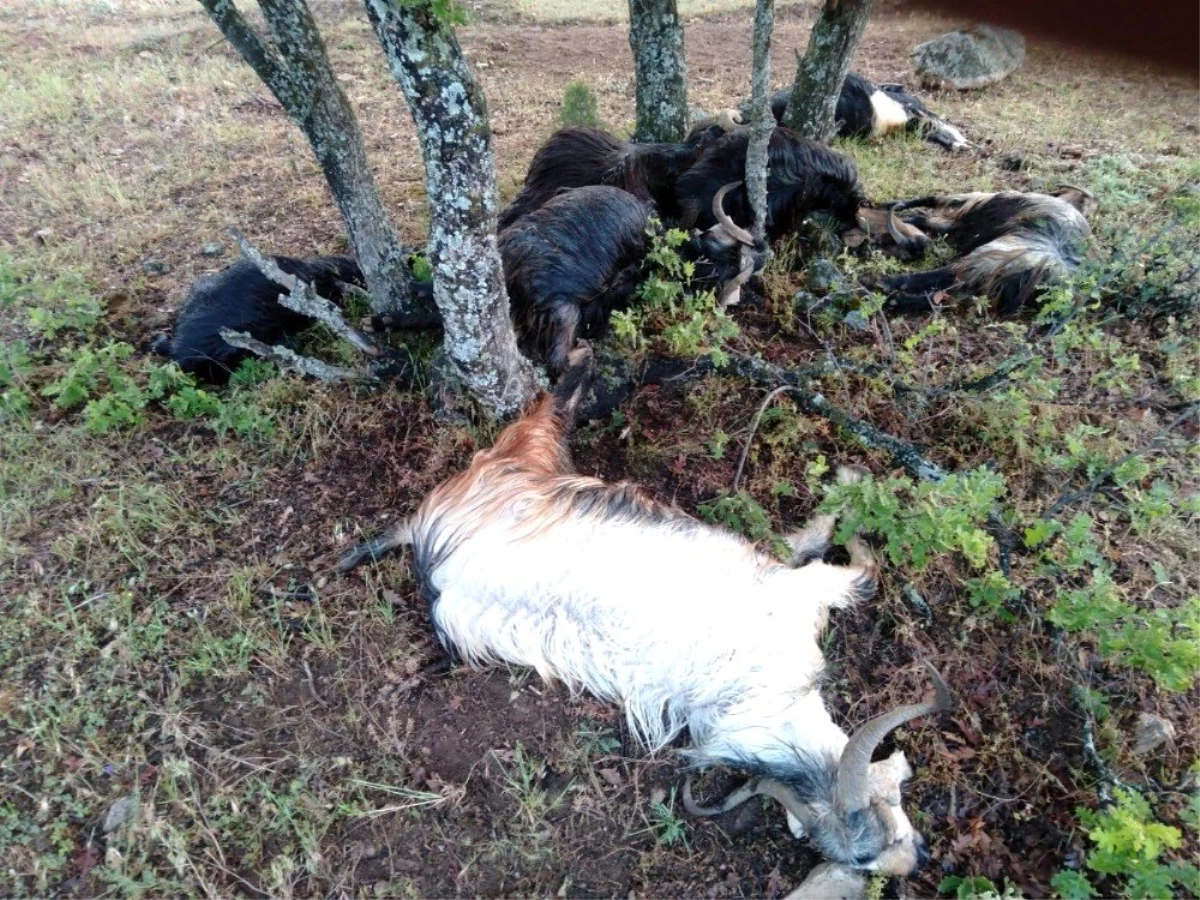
[1,0,1197,897]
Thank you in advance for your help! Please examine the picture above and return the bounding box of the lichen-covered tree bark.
[628,0,689,142]
[782,0,873,142]
[745,0,775,242]
[364,0,538,419]
[198,0,416,316]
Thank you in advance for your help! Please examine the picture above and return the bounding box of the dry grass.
[0,0,1197,897]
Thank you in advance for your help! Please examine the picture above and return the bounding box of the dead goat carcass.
[673,127,868,240]
[150,255,364,383]
[152,254,432,383]
[338,348,951,874]
[878,185,1098,312]
[497,126,723,230]
[499,184,764,374]
[770,74,970,151]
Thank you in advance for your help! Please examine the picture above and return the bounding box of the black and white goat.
[674,127,868,240]
[767,73,970,151]
[500,183,764,374]
[498,125,727,230]
[339,347,952,875]
[878,185,1098,312]
[151,255,369,383]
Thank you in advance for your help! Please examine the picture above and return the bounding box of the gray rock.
[200,242,224,257]
[141,258,169,275]
[913,25,1026,90]
[103,796,137,833]
[806,258,844,295]
[1132,712,1176,756]
[843,309,872,332]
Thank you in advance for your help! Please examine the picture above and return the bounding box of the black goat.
[498,126,726,230]
[500,184,764,374]
[153,255,433,383]
[765,74,969,151]
[673,127,867,240]
[151,255,363,383]
[879,185,1098,312]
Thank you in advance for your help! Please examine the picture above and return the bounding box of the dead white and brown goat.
[339,348,952,875]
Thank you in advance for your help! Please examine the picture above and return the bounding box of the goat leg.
[552,341,596,427]
[878,267,959,313]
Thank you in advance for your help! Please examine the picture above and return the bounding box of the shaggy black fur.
[154,255,434,383]
[152,255,364,383]
[768,72,964,150]
[500,186,654,375]
[497,126,720,230]
[897,192,1042,253]
[673,127,866,240]
[501,185,763,375]
[876,189,1096,314]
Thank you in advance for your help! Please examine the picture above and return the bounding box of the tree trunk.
[628,0,689,143]
[198,0,416,316]
[782,0,873,142]
[364,0,538,419]
[745,0,775,243]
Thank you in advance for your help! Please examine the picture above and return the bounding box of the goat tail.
[337,519,413,572]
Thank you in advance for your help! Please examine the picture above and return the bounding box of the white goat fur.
[405,395,874,772]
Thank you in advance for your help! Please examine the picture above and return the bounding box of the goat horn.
[886,204,925,254]
[834,661,953,814]
[683,776,813,826]
[712,182,756,247]
[717,245,759,307]
[1055,183,1095,198]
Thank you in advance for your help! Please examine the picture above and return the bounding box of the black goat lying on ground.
[500,183,764,374]
[151,255,366,383]
[673,127,867,240]
[878,185,1098,312]
[497,125,727,230]
[768,73,970,151]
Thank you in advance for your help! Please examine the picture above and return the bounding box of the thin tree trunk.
[745,0,775,243]
[628,0,689,143]
[782,0,873,142]
[364,0,538,419]
[198,0,416,316]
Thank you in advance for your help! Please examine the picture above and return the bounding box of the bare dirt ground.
[1,1,1197,898]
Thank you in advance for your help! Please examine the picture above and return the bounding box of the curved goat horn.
[683,776,813,826]
[712,182,756,247]
[886,204,925,255]
[834,661,953,814]
[1055,183,1094,198]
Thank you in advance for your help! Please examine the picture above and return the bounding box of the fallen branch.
[219,330,365,382]
[728,352,950,482]
[229,227,381,358]
[1047,402,1199,517]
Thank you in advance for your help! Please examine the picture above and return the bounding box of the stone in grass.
[784,862,868,900]
[913,25,1026,91]
[103,795,137,833]
[142,258,170,275]
[1131,712,1176,756]
[843,309,872,332]
[806,258,844,295]
[200,242,225,257]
